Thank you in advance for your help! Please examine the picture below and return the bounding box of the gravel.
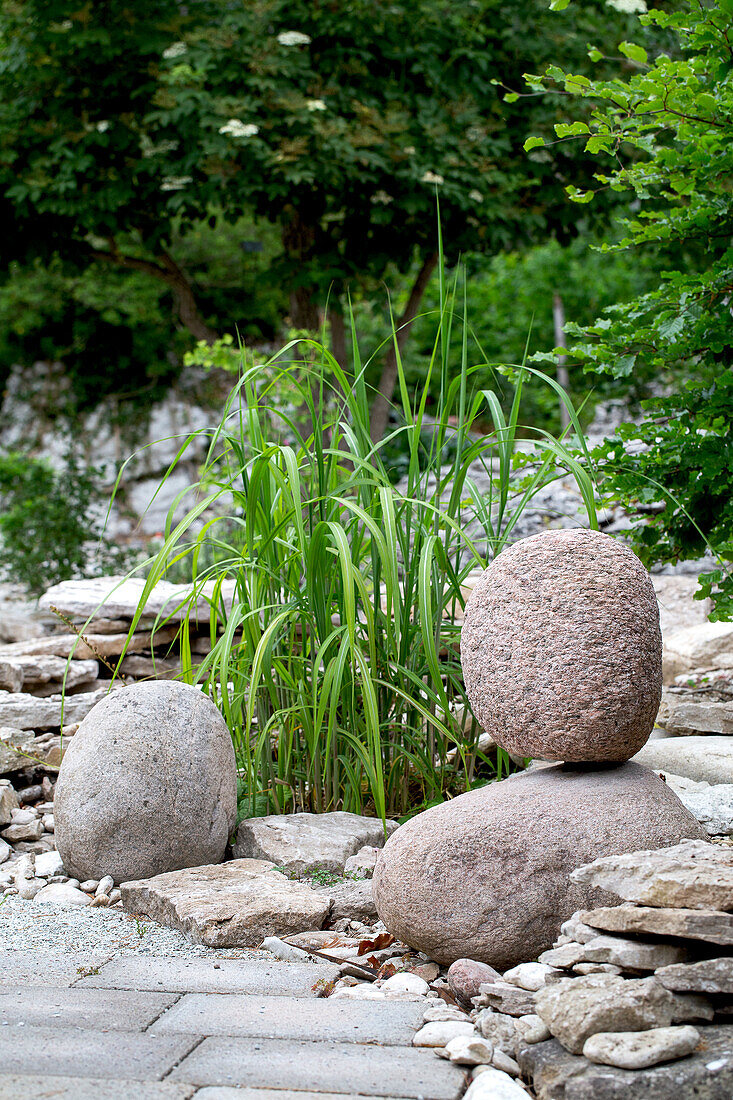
[0,897,263,958]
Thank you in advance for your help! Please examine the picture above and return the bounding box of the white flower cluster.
[277,31,311,46]
[306,99,326,111]
[161,176,193,191]
[370,190,394,205]
[606,0,646,13]
[163,42,187,60]
[219,119,260,138]
[469,189,483,203]
[421,171,444,185]
[96,120,110,133]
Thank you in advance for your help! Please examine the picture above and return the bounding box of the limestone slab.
[580,904,733,946]
[663,773,733,836]
[0,684,122,731]
[658,694,733,737]
[0,625,178,662]
[633,736,733,785]
[77,954,339,994]
[0,986,178,1031]
[663,621,733,680]
[39,575,236,624]
[580,933,687,970]
[233,811,397,874]
[150,992,423,1043]
[519,1026,733,1100]
[656,958,733,995]
[0,1024,198,1081]
[169,1036,464,1098]
[534,974,700,1055]
[570,839,733,911]
[122,859,331,946]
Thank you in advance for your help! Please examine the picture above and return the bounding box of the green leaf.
[619,42,648,64]
[549,0,571,10]
[587,47,602,63]
[523,136,545,152]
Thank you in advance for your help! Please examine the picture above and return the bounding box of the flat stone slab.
[233,811,398,873]
[0,950,111,987]
[580,904,733,946]
[170,1037,464,1098]
[150,992,423,1044]
[77,954,339,994]
[0,1076,194,1099]
[194,1092,417,1100]
[0,685,121,731]
[0,1025,198,1081]
[663,772,733,836]
[0,626,178,662]
[519,1026,733,1099]
[0,986,179,1031]
[570,840,733,911]
[633,736,733,785]
[122,859,331,946]
[39,576,236,624]
[655,958,733,995]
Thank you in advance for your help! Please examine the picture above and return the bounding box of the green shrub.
[120,260,597,819]
[0,449,124,595]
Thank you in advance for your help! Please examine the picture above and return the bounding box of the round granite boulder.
[372,763,706,970]
[461,528,662,762]
[55,681,237,883]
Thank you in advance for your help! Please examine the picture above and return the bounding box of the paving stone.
[580,904,733,946]
[77,954,339,994]
[170,1036,464,1098]
[0,986,179,1031]
[194,1093,416,1100]
[0,1077,194,1099]
[151,993,423,1044]
[0,1025,198,1081]
[0,950,111,987]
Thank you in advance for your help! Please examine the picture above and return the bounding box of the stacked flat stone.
[374,529,706,969]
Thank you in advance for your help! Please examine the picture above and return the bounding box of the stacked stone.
[374,529,707,970]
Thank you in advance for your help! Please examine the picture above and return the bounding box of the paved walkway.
[0,951,466,1100]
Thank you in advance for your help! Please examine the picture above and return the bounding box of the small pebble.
[515,1014,551,1044]
[80,880,99,893]
[441,1035,494,1066]
[492,1049,520,1076]
[96,875,114,897]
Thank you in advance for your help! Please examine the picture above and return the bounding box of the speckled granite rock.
[372,762,705,969]
[55,680,237,883]
[461,529,662,762]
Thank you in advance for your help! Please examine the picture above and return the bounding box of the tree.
[0,0,643,436]
[529,0,733,615]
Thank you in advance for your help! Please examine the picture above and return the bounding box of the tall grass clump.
[120,258,598,820]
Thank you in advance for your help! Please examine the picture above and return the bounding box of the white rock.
[492,1049,520,1076]
[18,877,45,900]
[442,1035,493,1066]
[42,814,55,832]
[663,621,733,681]
[503,962,558,991]
[10,807,36,826]
[413,1021,476,1047]
[80,879,99,893]
[329,985,386,1000]
[1,818,42,842]
[96,875,114,896]
[663,773,733,836]
[633,736,733,786]
[559,914,599,943]
[476,1010,519,1057]
[33,883,93,907]
[0,838,9,864]
[34,851,64,878]
[515,1014,551,1044]
[0,727,36,773]
[423,1004,471,1023]
[343,845,380,878]
[0,685,122,732]
[583,1024,700,1069]
[0,779,19,825]
[381,973,430,997]
[538,942,586,968]
[462,1066,529,1100]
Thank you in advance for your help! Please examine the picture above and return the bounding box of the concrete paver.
[0,1025,199,1081]
[169,1036,466,1098]
[0,986,179,1031]
[0,950,111,988]
[150,992,423,1044]
[0,1076,194,1099]
[78,954,339,995]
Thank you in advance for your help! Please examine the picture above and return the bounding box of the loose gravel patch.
[0,898,263,958]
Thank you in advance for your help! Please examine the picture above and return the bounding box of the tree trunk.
[553,292,571,431]
[91,243,217,344]
[329,305,347,369]
[369,250,439,443]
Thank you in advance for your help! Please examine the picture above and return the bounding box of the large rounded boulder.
[461,528,662,762]
[55,681,237,883]
[372,763,706,971]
